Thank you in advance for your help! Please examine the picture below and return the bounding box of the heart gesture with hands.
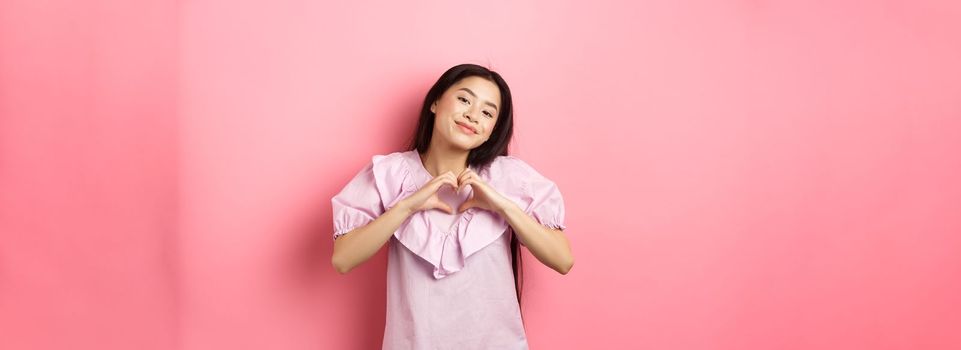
[400,168,513,215]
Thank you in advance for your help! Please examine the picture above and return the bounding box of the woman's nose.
[466,106,481,121]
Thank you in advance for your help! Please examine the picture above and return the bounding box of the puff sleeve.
[494,157,567,232]
[331,161,385,241]
[525,172,567,231]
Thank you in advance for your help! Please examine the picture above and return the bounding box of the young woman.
[331,63,573,349]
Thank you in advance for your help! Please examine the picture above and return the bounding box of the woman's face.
[430,76,501,151]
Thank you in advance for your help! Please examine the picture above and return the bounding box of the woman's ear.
[430,101,436,114]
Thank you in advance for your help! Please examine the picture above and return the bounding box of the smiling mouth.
[455,121,477,134]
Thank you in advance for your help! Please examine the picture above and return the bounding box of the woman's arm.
[332,170,459,274]
[497,201,574,275]
[331,200,415,274]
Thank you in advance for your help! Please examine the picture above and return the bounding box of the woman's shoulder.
[371,149,416,164]
[486,155,563,208]
[489,154,548,179]
[361,150,419,177]
[366,149,420,180]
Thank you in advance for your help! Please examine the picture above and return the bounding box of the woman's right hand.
[397,170,459,215]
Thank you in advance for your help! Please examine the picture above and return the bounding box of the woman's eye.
[458,96,469,104]
[484,111,493,118]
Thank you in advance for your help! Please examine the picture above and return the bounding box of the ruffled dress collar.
[371,150,511,279]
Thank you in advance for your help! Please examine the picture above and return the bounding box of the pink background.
[2,0,960,349]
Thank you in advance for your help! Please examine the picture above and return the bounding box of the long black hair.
[406,63,525,320]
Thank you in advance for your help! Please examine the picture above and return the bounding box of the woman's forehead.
[449,77,501,107]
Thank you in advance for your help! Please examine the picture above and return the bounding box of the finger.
[434,171,455,182]
[444,172,459,189]
[458,198,473,213]
[458,177,477,193]
[436,201,454,214]
[437,178,456,193]
[457,173,474,192]
[433,175,457,191]
[457,169,474,184]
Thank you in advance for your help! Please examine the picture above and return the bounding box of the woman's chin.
[440,133,476,149]
[448,139,477,151]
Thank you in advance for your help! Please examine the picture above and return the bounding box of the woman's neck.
[419,144,469,178]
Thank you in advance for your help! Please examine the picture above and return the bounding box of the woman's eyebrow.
[457,88,498,111]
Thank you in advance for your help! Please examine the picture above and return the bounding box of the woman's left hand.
[456,168,515,214]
